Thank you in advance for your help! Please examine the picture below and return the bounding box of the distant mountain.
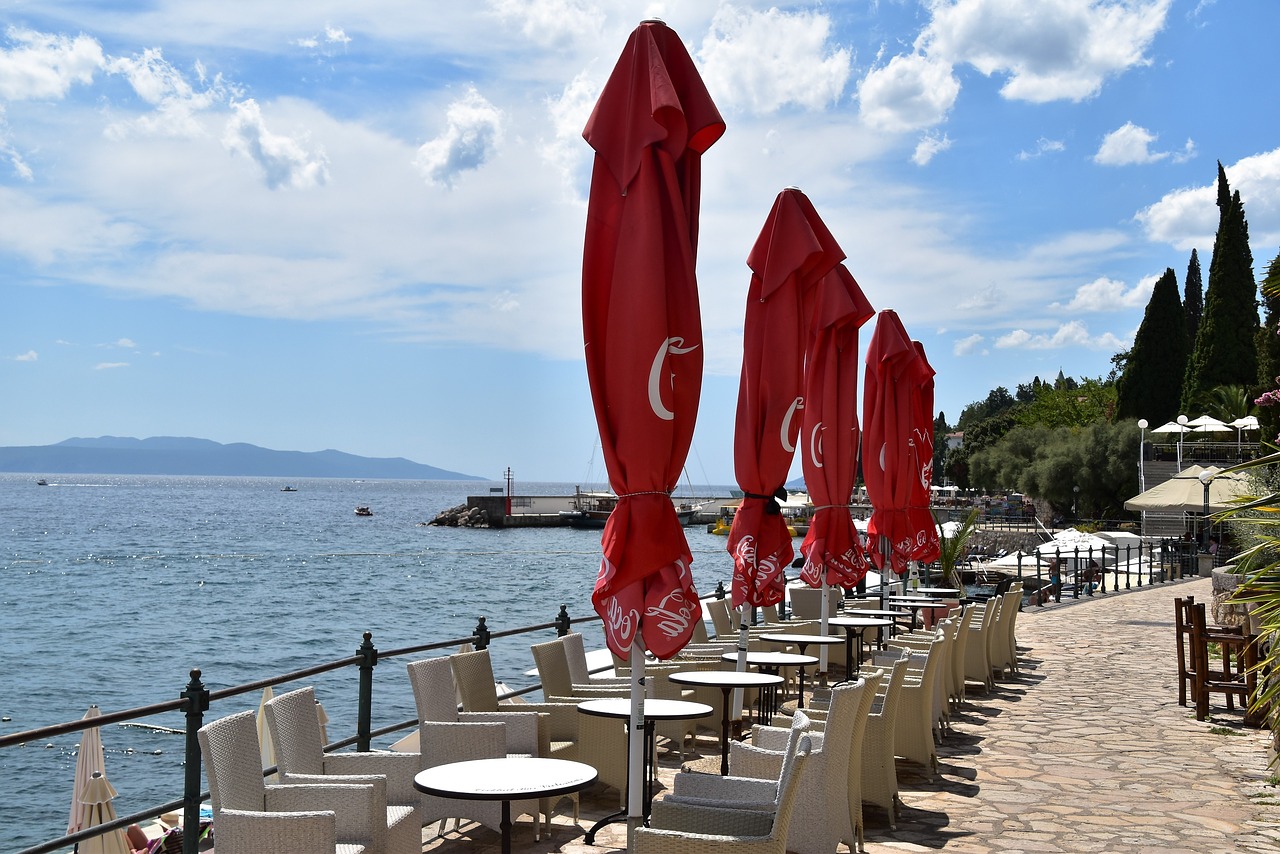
[0,436,484,480]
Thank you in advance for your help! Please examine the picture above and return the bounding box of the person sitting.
[1084,559,1102,593]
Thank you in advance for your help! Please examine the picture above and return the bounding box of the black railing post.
[473,616,491,650]
[555,605,571,637]
[356,632,377,752]
[181,668,209,854]
[714,581,726,599]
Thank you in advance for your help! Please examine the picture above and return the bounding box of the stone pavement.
[420,577,1280,852]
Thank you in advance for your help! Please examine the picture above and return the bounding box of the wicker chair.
[198,710,376,854]
[560,632,630,685]
[991,584,1022,678]
[963,599,997,693]
[862,654,908,828]
[531,637,629,700]
[405,656,548,837]
[890,621,953,736]
[874,638,941,778]
[263,687,420,854]
[706,598,737,639]
[636,732,815,854]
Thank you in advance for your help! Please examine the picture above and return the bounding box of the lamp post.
[1137,418,1148,492]
[1198,469,1213,551]
[1072,484,1080,520]
[1176,414,1189,471]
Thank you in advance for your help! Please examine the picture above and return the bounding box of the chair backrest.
[263,686,328,777]
[773,709,812,800]
[450,649,501,711]
[560,632,593,684]
[875,655,909,719]
[197,711,267,813]
[531,638,575,699]
[769,734,815,843]
[706,598,735,638]
[788,586,838,620]
[407,656,463,723]
[691,615,711,643]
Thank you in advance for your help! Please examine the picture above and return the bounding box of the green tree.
[1116,268,1187,425]
[1202,384,1255,424]
[1184,248,1203,345]
[956,386,1016,432]
[1018,376,1117,428]
[1255,249,1280,441]
[1183,164,1259,411]
[932,411,950,484]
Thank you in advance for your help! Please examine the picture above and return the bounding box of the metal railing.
[3,605,603,854]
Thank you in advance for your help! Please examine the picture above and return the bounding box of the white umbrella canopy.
[77,771,130,854]
[1124,464,1252,513]
[67,705,106,835]
[1186,414,1231,431]
[1149,421,1192,434]
[1231,415,1260,430]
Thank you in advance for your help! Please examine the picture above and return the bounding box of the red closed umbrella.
[583,19,723,661]
[908,341,940,565]
[727,188,845,613]
[798,263,875,590]
[582,20,724,841]
[863,309,936,575]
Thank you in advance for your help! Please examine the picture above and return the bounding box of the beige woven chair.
[991,585,1022,678]
[862,655,908,828]
[405,656,548,838]
[875,637,941,778]
[560,632,630,685]
[450,648,629,806]
[263,687,420,854]
[891,621,954,736]
[706,598,737,639]
[198,710,375,854]
[636,732,815,854]
[787,586,839,620]
[531,637,629,700]
[963,599,997,693]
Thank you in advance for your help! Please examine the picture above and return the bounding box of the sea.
[0,473,744,853]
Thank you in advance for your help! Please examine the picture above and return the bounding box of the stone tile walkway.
[420,577,1280,852]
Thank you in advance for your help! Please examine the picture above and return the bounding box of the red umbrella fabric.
[727,188,845,610]
[863,309,935,574]
[908,340,940,564]
[582,19,724,661]
[798,263,875,588]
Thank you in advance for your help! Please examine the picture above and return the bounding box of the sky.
[2,0,1278,485]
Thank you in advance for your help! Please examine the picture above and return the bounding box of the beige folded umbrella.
[255,686,278,781]
[78,771,129,854]
[68,705,106,836]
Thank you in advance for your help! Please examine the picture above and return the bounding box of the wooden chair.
[1187,601,1261,725]
[1174,596,1197,706]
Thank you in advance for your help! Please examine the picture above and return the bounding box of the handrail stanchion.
[357,632,377,752]
[181,668,209,854]
[473,616,491,650]
[556,605,572,636]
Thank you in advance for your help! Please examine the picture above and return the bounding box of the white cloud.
[697,5,851,114]
[0,27,104,100]
[12,350,37,362]
[94,362,129,370]
[956,284,1004,311]
[541,69,599,192]
[413,87,504,188]
[995,320,1127,350]
[912,132,952,165]
[489,0,606,47]
[116,338,137,348]
[104,48,232,139]
[1018,137,1065,161]
[1094,121,1194,165]
[324,26,351,45]
[921,0,1172,104]
[954,334,986,356]
[222,99,329,189]
[0,104,32,179]
[858,52,959,132]
[1136,148,1280,250]
[1053,275,1154,311]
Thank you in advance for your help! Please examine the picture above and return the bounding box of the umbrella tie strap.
[743,487,788,515]
[617,490,671,498]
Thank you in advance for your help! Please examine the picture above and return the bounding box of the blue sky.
[2,0,1277,484]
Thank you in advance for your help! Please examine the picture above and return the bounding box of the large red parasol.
[582,19,724,661]
[863,309,936,574]
[798,263,875,588]
[908,341,940,564]
[727,188,845,612]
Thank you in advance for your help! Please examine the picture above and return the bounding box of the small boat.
[280,486,298,492]
[561,488,699,528]
[354,506,373,516]
[36,478,48,486]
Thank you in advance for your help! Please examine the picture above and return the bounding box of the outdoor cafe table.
[883,595,940,629]
[720,650,819,713]
[758,632,843,686]
[414,757,596,854]
[576,697,712,841]
[827,616,894,678]
[910,586,962,598]
[668,670,783,776]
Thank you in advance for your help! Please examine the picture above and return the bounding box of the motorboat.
[561,488,697,528]
[280,485,298,492]
[36,478,48,486]
[354,506,373,516]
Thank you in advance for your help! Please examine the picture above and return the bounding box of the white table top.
[758,632,843,646]
[828,616,895,628]
[576,697,713,721]
[668,669,783,689]
[911,587,962,596]
[414,757,597,801]
[720,651,819,667]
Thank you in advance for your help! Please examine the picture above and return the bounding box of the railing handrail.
[10,605,607,854]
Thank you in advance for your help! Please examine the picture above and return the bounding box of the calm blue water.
[0,474,740,852]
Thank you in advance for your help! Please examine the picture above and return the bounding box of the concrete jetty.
[419,576,1280,852]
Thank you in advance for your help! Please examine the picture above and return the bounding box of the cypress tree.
[1117,268,1187,425]
[1182,168,1259,411]
[1184,248,1203,345]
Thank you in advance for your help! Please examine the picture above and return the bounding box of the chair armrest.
[727,741,785,781]
[747,725,792,750]
[649,799,776,835]
[265,781,380,844]
[215,807,344,854]
[323,750,421,804]
[670,771,777,803]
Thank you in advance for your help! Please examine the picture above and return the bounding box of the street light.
[1072,484,1080,520]
[1177,414,1189,471]
[1137,418,1148,492]
[1198,469,1214,551]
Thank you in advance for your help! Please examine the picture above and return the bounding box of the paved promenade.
[422,577,1280,852]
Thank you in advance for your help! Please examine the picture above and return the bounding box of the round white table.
[758,632,842,690]
[720,650,819,714]
[576,697,712,842]
[414,757,597,854]
[827,616,894,677]
[668,669,783,775]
